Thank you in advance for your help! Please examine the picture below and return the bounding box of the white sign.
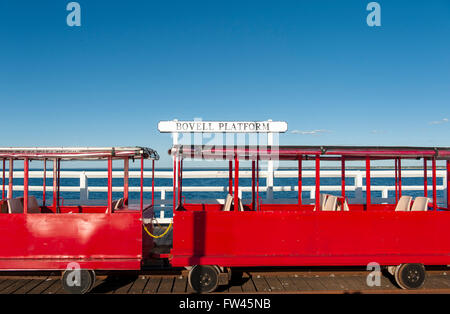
[158,120,288,133]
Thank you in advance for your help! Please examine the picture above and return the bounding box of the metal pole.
[315,155,320,210]
[229,160,233,195]
[256,159,260,211]
[178,158,182,207]
[234,156,239,212]
[341,157,345,199]
[252,160,255,211]
[398,158,402,198]
[8,158,13,199]
[424,158,428,197]
[43,158,46,206]
[52,159,57,212]
[432,157,437,210]
[447,159,450,210]
[140,157,144,212]
[23,158,29,214]
[173,157,177,210]
[395,158,398,202]
[57,158,61,213]
[2,159,5,200]
[123,158,129,205]
[152,159,155,207]
[298,158,302,208]
[366,157,371,211]
[108,157,113,214]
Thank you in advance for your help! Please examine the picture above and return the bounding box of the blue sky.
[0,0,449,166]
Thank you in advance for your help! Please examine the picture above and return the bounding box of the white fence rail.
[3,169,448,223]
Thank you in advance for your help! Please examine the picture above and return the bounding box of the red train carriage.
[0,147,159,294]
[170,145,450,292]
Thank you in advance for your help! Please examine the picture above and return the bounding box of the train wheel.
[394,263,426,289]
[188,265,219,293]
[61,269,96,294]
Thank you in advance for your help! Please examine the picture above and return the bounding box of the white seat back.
[411,197,429,211]
[222,194,233,211]
[322,195,338,211]
[395,195,412,211]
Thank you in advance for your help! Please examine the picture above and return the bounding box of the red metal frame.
[0,147,158,271]
[171,145,450,269]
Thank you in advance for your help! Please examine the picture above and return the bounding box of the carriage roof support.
[424,158,428,198]
[366,157,371,211]
[447,160,450,211]
[8,158,13,199]
[315,155,320,210]
[298,158,302,209]
[234,156,239,212]
[341,157,345,200]
[432,157,437,210]
[23,158,29,213]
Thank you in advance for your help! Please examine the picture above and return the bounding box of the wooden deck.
[0,268,449,294]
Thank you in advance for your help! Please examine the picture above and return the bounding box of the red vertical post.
[108,157,113,214]
[298,158,302,208]
[228,160,233,195]
[23,158,29,213]
[251,160,256,211]
[52,159,57,211]
[256,159,260,211]
[315,155,320,210]
[234,156,239,212]
[178,159,183,207]
[140,157,144,212]
[1,159,4,200]
[447,159,450,210]
[57,159,61,212]
[395,158,398,202]
[366,157,371,211]
[173,157,177,210]
[432,157,437,210]
[152,159,155,207]
[398,158,402,198]
[42,158,46,206]
[123,158,129,205]
[341,157,346,199]
[8,158,13,199]
[424,158,428,197]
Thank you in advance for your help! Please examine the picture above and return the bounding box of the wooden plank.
[425,276,447,289]
[228,283,243,293]
[172,276,187,293]
[435,275,450,288]
[241,277,256,292]
[290,276,313,291]
[114,279,135,294]
[317,276,346,291]
[1,280,32,294]
[27,278,56,294]
[128,277,148,294]
[157,277,174,293]
[252,276,271,292]
[0,279,18,293]
[277,277,296,292]
[143,277,161,294]
[13,279,46,294]
[265,277,284,292]
[42,280,63,294]
[302,277,327,290]
[340,276,367,291]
